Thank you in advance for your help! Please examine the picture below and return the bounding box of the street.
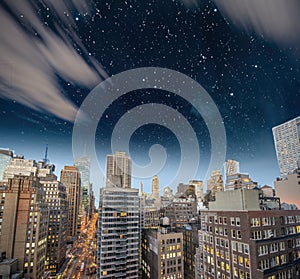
[60,213,98,279]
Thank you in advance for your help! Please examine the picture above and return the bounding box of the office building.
[196,189,300,279]
[0,148,13,181]
[164,196,198,227]
[272,116,300,177]
[74,156,90,218]
[60,166,81,242]
[206,170,224,193]
[275,166,300,208]
[224,159,240,182]
[97,187,140,279]
[189,180,203,202]
[225,173,258,191]
[152,175,160,207]
[0,175,48,279]
[40,174,68,276]
[141,218,184,279]
[106,152,132,188]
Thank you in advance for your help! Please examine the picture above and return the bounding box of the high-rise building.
[97,187,140,279]
[0,175,48,279]
[74,156,90,218]
[196,189,300,279]
[164,196,198,227]
[151,175,160,207]
[206,170,224,197]
[0,148,13,181]
[106,152,132,188]
[40,173,68,276]
[225,173,258,191]
[275,166,300,208]
[272,116,300,177]
[224,159,240,182]
[141,217,184,279]
[60,166,81,242]
[189,180,203,201]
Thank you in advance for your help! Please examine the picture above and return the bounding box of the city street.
[61,213,98,279]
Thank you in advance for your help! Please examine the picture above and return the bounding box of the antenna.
[43,144,49,164]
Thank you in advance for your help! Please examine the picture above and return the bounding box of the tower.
[60,166,81,242]
[272,116,300,177]
[106,152,132,188]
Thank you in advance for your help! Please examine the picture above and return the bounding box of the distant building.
[141,218,184,279]
[97,187,140,279]
[275,167,300,209]
[164,196,198,227]
[163,186,174,201]
[40,173,68,276]
[106,152,132,188]
[0,175,48,279]
[196,189,300,279]
[206,170,224,193]
[225,173,258,191]
[272,116,300,177]
[189,180,203,202]
[0,148,13,181]
[152,175,160,207]
[0,258,23,279]
[224,159,240,182]
[60,166,81,242]
[74,156,90,218]
[177,183,189,195]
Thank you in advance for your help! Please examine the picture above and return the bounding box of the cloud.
[182,0,300,46]
[0,0,108,122]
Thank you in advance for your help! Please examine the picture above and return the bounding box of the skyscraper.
[97,187,140,279]
[97,152,140,278]
[0,148,13,181]
[206,170,224,193]
[40,173,68,276]
[272,116,300,177]
[106,151,132,188]
[151,175,160,206]
[0,175,49,279]
[74,156,90,218]
[224,159,240,182]
[60,166,81,242]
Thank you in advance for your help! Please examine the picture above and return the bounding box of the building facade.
[141,220,184,279]
[40,174,68,277]
[97,187,140,279]
[0,148,13,181]
[224,160,240,182]
[272,116,300,177]
[0,175,48,279]
[60,166,81,242]
[106,152,132,189]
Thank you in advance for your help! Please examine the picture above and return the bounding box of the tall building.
[272,116,300,177]
[196,189,300,279]
[141,217,184,279]
[106,152,132,188]
[60,166,81,242]
[151,175,160,207]
[0,148,13,181]
[225,173,258,191]
[40,173,68,276]
[189,180,203,201]
[275,166,300,208]
[97,187,140,279]
[224,159,240,182]
[0,175,48,279]
[206,170,224,197]
[74,156,90,218]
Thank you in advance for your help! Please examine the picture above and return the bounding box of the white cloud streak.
[0,0,108,121]
[181,0,300,46]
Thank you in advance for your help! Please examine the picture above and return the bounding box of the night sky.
[1,0,300,197]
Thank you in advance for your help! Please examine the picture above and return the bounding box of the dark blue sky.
[0,0,300,196]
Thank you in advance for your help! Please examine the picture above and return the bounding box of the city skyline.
[1,0,300,197]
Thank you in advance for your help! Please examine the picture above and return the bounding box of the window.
[236,218,240,226]
[231,217,235,226]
